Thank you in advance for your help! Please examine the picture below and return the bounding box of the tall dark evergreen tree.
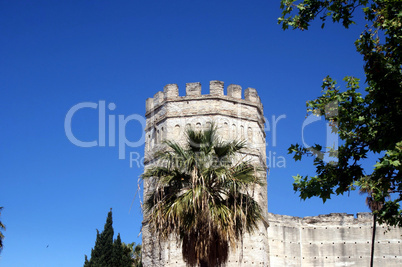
[84,209,137,267]
[84,209,114,267]
[84,255,89,267]
[112,234,133,267]
[112,233,123,267]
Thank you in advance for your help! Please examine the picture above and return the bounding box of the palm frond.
[214,139,247,159]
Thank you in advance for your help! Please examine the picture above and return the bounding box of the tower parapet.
[143,81,266,166]
[145,80,263,114]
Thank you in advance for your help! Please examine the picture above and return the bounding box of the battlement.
[268,212,375,225]
[145,80,262,113]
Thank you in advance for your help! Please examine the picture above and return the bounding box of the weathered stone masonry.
[142,80,402,267]
[268,212,402,267]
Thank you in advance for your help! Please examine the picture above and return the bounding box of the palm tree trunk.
[370,213,377,267]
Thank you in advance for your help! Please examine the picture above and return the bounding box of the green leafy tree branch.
[280,0,402,226]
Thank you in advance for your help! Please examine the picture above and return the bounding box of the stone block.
[210,80,224,96]
[245,87,259,103]
[153,91,165,106]
[186,82,201,96]
[227,84,242,99]
[145,97,154,112]
[164,84,179,99]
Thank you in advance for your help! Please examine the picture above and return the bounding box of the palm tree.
[359,179,387,267]
[123,242,142,267]
[0,207,5,253]
[142,124,266,266]
[132,244,142,267]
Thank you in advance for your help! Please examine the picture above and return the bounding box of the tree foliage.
[133,244,142,267]
[0,207,5,253]
[279,0,402,226]
[111,234,133,267]
[84,209,135,267]
[123,242,142,267]
[142,124,266,266]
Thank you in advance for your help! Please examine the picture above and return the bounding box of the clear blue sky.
[1,1,372,266]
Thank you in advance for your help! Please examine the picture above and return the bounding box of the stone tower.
[142,80,269,266]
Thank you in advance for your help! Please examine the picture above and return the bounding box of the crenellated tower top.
[145,80,262,114]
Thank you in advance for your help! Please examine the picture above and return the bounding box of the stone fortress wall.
[268,212,402,267]
[142,81,402,266]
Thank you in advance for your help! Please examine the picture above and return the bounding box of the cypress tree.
[98,208,114,265]
[84,209,114,267]
[112,233,124,267]
[84,208,137,267]
[83,255,90,267]
[113,234,134,267]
